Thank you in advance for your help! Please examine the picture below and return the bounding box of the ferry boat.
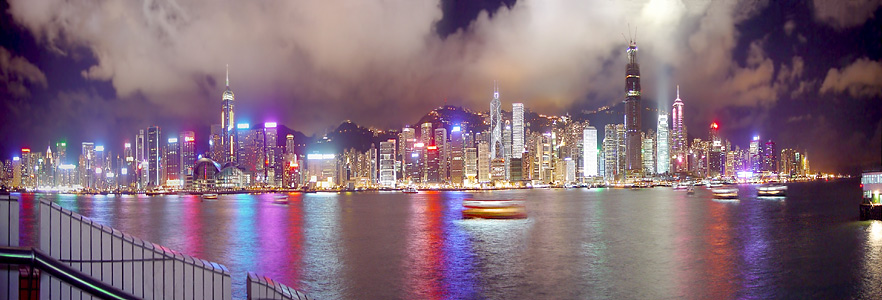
[860,171,882,220]
[402,187,419,194]
[201,193,218,200]
[672,182,689,190]
[757,184,787,196]
[711,187,739,199]
[462,199,527,219]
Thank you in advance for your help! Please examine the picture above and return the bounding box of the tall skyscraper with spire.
[671,86,687,173]
[624,39,642,176]
[221,65,236,163]
[490,82,502,159]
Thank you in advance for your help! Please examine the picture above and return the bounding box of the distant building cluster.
[0,47,815,192]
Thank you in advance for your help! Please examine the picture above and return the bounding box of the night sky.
[0,0,880,173]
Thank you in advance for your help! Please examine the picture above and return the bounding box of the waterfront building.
[512,103,525,158]
[583,126,598,177]
[237,124,266,183]
[421,122,433,146]
[136,130,146,187]
[503,121,512,180]
[464,147,477,186]
[656,113,670,175]
[264,123,280,186]
[210,124,223,161]
[180,131,196,185]
[763,140,777,173]
[426,145,440,183]
[434,128,447,183]
[306,153,337,189]
[449,126,463,186]
[410,142,424,184]
[642,131,655,176]
[165,137,180,187]
[399,127,415,181]
[490,82,502,159]
[624,39,642,177]
[708,123,723,178]
[671,86,687,173]
[221,65,236,163]
[749,136,762,172]
[146,126,162,187]
[478,141,490,184]
[379,140,396,187]
[11,156,21,188]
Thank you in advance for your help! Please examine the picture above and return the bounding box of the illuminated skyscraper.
[210,124,223,161]
[450,126,464,186]
[399,127,415,180]
[763,140,777,172]
[583,126,598,177]
[624,40,642,176]
[379,140,396,187]
[421,122,433,146]
[490,82,502,159]
[512,103,525,159]
[264,122,280,186]
[478,141,490,183]
[671,86,687,173]
[166,137,180,185]
[503,121,512,180]
[180,131,196,181]
[656,113,670,175]
[221,65,236,163]
[434,128,447,182]
[146,126,161,187]
[749,136,761,172]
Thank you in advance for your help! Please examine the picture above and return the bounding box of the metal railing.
[40,199,233,299]
[0,246,138,299]
[246,272,310,300]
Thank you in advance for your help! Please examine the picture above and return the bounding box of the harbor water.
[15,179,882,299]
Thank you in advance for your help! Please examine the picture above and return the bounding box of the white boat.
[686,186,695,195]
[758,184,787,196]
[273,194,289,204]
[201,193,218,200]
[711,188,738,199]
[462,199,527,219]
[402,187,419,194]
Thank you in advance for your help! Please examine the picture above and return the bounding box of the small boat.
[201,193,218,200]
[686,186,695,195]
[672,182,688,190]
[758,184,787,196]
[273,194,289,204]
[462,199,527,219]
[711,187,739,199]
[402,187,419,194]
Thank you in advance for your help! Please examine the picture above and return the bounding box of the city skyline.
[0,0,880,173]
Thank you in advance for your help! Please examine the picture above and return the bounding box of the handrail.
[0,246,139,300]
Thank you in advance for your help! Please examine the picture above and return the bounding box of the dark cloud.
[812,0,882,29]
[820,58,882,98]
[0,46,45,97]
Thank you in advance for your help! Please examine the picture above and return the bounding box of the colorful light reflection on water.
[13,180,881,299]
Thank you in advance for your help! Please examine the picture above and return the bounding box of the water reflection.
[861,221,882,297]
[404,191,446,299]
[11,181,878,299]
[704,198,736,299]
[302,193,343,299]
